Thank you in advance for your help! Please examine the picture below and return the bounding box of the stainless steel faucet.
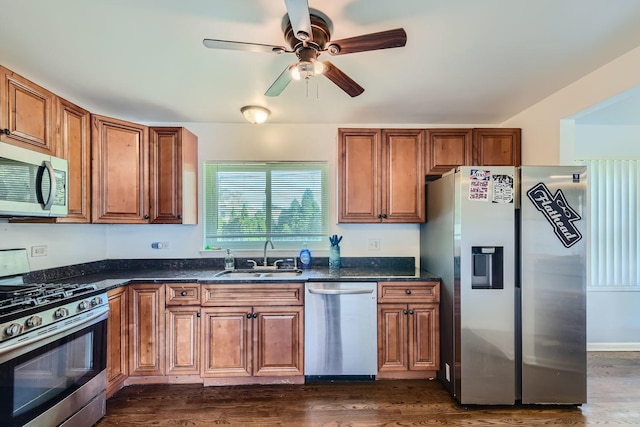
[263,240,274,266]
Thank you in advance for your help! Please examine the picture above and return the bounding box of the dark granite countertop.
[62,267,440,292]
[23,257,440,292]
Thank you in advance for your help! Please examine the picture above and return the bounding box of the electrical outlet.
[151,242,170,249]
[367,239,380,251]
[31,245,48,257]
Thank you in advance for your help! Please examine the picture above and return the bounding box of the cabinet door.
[201,307,252,377]
[0,66,56,154]
[253,306,303,376]
[338,128,381,223]
[408,304,439,371]
[92,114,149,223]
[471,128,521,166]
[166,306,200,375]
[377,304,408,371]
[107,287,128,398]
[425,129,472,175]
[382,129,425,222]
[129,284,165,376]
[56,97,91,223]
[149,127,198,224]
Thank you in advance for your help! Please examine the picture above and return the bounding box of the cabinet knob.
[377,214,382,219]
[405,289,412,295]
[381,213,388,219]
[0,128,10,135]
[403,309,409,315]
[409,310,414,315]
[177,214,182,219]
[197,312,201,318]
[252,313,258,318]
[180,290,187,296]
[143,214,150,219]
[247,313,252,319]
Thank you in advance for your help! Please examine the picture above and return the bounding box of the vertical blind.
[203,162,329,248]
[583,160,640,288]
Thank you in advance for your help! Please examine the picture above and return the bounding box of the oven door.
[0,309,108,427]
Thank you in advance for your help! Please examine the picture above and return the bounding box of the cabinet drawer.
[377,281,440,303]
[202,283,304,306]
[166,283,200,305]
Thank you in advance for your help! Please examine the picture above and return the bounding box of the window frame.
[203,161,330,251]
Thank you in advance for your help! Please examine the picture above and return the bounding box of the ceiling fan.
[202,0,407,97]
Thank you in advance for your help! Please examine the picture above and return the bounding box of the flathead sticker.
[526,182,582,248]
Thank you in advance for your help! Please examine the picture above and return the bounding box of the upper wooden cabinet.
[56,98,91,223]
[149,127,198,224]
[424,128,521,176]
[472,128,521,166]
[424,129,472,175]
[338,128,425,223]
[0,66,57,154]
[91,114,149,223]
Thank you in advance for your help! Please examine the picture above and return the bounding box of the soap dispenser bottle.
[224,249,235,270]
[299,243,312,269]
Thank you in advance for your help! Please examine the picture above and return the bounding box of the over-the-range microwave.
[0,142,68,217]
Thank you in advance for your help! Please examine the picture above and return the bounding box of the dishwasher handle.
[308,287,374,295]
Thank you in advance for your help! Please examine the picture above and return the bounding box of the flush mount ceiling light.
[240,105,271,124]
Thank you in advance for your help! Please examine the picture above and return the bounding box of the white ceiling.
[2,0,640,125]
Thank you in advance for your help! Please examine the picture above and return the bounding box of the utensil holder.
[329,245,341,269]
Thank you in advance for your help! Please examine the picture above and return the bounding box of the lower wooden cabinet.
[201,283,304,385]
[128,284,165,376]
[166,306,200,375]
[377,281,440,379]
[106,287,128,398]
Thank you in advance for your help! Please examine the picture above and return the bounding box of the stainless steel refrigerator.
[420,166,587,405]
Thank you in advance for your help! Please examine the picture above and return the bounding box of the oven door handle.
[308,287,374,295]
[0,306,109,362]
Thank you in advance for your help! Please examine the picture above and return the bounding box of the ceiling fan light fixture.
[241,105,271,124]
[290,60,324,81]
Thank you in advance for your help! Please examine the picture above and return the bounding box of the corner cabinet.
[0,66,57,154]
[338,128,425,223]
[200,283,304,386]
[92,115,149,223]
[377,281,440,379]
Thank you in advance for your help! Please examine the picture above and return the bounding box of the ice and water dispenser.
[471,246,504,289]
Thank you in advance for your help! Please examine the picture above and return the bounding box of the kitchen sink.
[213,269,303,279]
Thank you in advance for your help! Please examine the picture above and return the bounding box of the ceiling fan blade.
[265,65,294,97]
[322,61,364,97]
[327,28,407,55]
[284,0,313,41]
[203,38,288,54]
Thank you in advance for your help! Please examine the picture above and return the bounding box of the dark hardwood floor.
[97,352,640,426]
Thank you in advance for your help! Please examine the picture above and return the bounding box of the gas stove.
[0,283,107,343]
[0,249,108,346]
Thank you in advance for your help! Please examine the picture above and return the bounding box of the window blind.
[582,160,640,289]
[203,162,329,249]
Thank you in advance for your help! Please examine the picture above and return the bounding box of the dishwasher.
[304,282,378,380]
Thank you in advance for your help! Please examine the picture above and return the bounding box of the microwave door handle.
[36,160,56,210]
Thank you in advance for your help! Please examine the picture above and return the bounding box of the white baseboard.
[587,342,640,351]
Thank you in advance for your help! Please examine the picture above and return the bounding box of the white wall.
[501,45,640,349]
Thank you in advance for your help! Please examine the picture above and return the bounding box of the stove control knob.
[54,308,70,319]
[91,296,103,307]
[78,300,89,311]
[5,323,23,337]
[26,316,43,328]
